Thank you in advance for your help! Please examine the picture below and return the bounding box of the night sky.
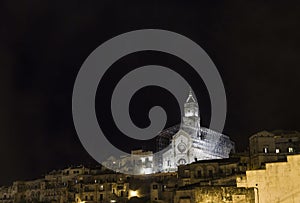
[1,0,300,186]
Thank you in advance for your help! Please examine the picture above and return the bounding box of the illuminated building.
[161,90,235,172]
[237,154,300,203]
[173,186,254,203]
[103,90,235,174]
[151,180,255,203]
[102,150,154,175]
[249,130,300,169]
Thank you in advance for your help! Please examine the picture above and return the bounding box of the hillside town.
[2,91,300,203]
[1,129,300,203]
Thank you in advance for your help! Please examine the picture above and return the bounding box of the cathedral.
[160,90,235,172]
[103,90,235,174]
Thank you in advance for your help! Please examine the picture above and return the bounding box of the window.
[288,147,294,153]
[152,185,158,190]
[178,158,187,165]
[197,170,202,178]
[184,169,190,177]
[167,160,171,166]
[100,194,103,200]
[276,148,280,153]
[208,170,213,177]
[263,147,268,153]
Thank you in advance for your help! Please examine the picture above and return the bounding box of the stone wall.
[174,186,254,203]
[237,154,300,203]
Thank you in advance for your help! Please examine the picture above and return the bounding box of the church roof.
[157,125,180,139]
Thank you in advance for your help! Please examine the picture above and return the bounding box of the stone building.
[249,130,300,169]
[102,150,154,175]
[74,181,129,203]
[0,186,13,203]
[150,179,255,203]
[0,165,135,203]
[150,177,179,203]
[177,157,247,187]
[10,178,72,203]
[173,186,254,203]
[102,90,235,174]
[237,154,300,203]
[161,90,235,172]
[149,155,254,203]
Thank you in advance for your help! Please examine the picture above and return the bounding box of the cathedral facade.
[161,91,235,172]
[103,90,235,174]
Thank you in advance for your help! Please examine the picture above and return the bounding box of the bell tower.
[182,90,200,129]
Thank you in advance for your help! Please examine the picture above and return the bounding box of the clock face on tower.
[177,142,187,153]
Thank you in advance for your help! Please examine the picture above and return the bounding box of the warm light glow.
[129,190,139,198]
[237,155,300,203]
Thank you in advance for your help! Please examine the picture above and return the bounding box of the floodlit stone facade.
[102,150,154,175]
[237,154,300,203]
[102,90,235,175]
[173,186,254,203]
[161,90,235,172]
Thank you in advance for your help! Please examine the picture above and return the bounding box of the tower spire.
[186,88,196,103]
